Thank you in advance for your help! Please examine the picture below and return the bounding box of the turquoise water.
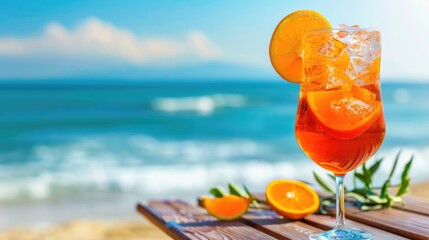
[0,80,428,202]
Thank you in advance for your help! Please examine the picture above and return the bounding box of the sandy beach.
[0,182,426,240]
[0,218,170,240]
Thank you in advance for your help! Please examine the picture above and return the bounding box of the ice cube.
[328,50,351,71]
[369,31,381,59]
[357,72,379,85]
[335,30,349,39]
[347,30,372,57]
[350,56,372,76]
[333,24,359,43]
[304,61,328,86]
[370,31,381,47]
[318,37,347,60]
[345,61,358,79]
[337,24,360,29]
[304,57,327,77]
[325,67,353,90]
[304,70,328,91]
[354,57,381,85]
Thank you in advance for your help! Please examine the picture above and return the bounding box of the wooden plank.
[198,198,407,240]
[394,197,429,217]
[199,195,422,239]
[345,207,429,240]
[303,214,409,239]
[197,197,324,239]
[242,209,326,240]
[256,192,429,217]
[137,203,188,240]
[137,200,277,240]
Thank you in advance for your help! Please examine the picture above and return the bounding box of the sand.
[408,181,429,201]
[0,182,427,240]
[0,218,170,240]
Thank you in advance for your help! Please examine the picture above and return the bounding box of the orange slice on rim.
[266,179,319,220]
[269,10,331,83]
[202,195,252,220]
[307,86,382,139]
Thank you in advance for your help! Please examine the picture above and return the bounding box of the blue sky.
[1,0,429,81]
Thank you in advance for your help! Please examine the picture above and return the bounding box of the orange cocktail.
[269,9,385,239]
[295,28,385,176]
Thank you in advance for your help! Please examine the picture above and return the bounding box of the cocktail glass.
[295,28,385,239]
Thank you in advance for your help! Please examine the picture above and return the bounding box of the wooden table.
[137,195,429,240]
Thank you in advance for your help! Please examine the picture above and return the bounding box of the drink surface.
[295,28,385,176]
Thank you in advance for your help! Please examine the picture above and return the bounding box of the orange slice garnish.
[266,179,319,220]
[269,10,331,83]
[307,85,382,139]
[202,195,252,220]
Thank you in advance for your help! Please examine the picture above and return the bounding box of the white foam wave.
[0,135,428,202]
[151,94,247,115]
[0,161,314,201]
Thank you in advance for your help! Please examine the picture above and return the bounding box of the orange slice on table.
[269,10,331,83]
[202,195,252,220]
[266,179,319,220]
[307,86,382,139]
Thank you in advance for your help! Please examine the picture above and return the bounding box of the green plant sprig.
[314,151,413,214]
[209,183,265,208]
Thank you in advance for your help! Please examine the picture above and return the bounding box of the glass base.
[309,228,373,240]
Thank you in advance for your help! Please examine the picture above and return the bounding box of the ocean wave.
[0,160,314,201]
[0,135,427,202]
[151,94,247,115]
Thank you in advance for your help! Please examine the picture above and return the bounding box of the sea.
[0,79,428,227]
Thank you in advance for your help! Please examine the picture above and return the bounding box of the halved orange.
[269,10,331,83]
[307,86,382,139]
[266,180,319,220]
[202,195,252,220]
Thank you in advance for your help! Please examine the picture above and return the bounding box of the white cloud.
[0,17,221,65]
[186,31,220,60]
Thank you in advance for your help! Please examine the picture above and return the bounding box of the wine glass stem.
[335,175,346,229]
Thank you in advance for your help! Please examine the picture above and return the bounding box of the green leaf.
[351,188,367,197]
[354,172,364,182]
[242,184,253,197]
[318,198,334,215]
[228,183,248,197]
[242,184,259,208]
[327,173,336,182]
[369,159,383,176]
[345,192,367,203]
[396,156,413,197]
[362,163,373,187]
[401,156,413,182]
[396,177,410,197]
[362,163,371,179]
[313,171,335,195]
[368,195,388,204]
[391,196,406,205]
[386,194,393,208]
[355,172,371,189]
[388,151,401,180]
[361,204,383,211]
[365,188,377,196]
[352,171,357,189]
[380,180,390,199]
[209,186,228,197]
